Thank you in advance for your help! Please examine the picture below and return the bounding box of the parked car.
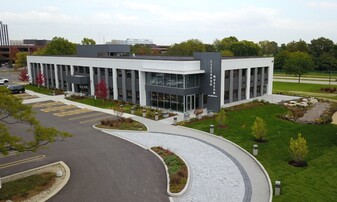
[7,85,25,94]
[0,77,9,85]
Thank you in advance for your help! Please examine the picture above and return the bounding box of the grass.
[183,103,337,201]
[25,84,64,95]
[273,81,337,100]
[0,172,56,201]
[151,146,188,193]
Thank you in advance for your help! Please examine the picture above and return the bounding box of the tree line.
[15,36,337,79]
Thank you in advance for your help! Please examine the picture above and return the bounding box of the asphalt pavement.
[1,103,169,202]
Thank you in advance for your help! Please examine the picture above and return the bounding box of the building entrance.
[185,94,195,112]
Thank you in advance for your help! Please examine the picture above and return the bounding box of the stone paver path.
[297,102,330,123]
[104,131,246,202]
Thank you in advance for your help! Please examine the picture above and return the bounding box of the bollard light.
[131,107,135,115]
[275,181,281,196]
[253,144,258,156]
[210,124,214,134]
[155,112,159,121]
[173,117,177,125]
[142,109,146,118]
[56,170,63,178]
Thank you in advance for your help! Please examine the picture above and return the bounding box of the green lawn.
[273,81,337,100]
[184,103,337,201]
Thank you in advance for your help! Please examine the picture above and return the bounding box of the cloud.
[307,1,337,9]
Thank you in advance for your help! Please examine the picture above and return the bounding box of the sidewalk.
[24,90,272,202]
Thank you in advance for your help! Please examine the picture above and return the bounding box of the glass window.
[118,88,123,98]
[79,67,84,73]
[127,90,132,99]
[101,68,105,75]
[94,68,97,75]
[86,67,90,74]
[170,74,177,88]
[117,69,122,77]
[177,75,183,88]
[135,71,139,79]
[108,69,112,76]
[126,70,131,78]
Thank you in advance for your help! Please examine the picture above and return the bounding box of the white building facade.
[27,52,273,112]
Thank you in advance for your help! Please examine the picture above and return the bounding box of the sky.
[1,0,337,45]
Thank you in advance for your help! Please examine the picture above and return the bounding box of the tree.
[284,51,314,83]
[213,36,239,51]
[166,39,205,56]
[251,117,267,142]
[18,67,29,82]
[95,80,108,102]
[258,40,279,56]
[81,37,96,45]
[221,50,234,57]
[131,44,152,55]
[205,44,216,52]
[0,88,72,155]
[286,40,309,53]
[316,53,337,71]
[229,40,261,56]
[216,109,226,127]
[15,52,29,68]
[34,37,76,56]
[289,133,308,166]
[309,37,334,58]
[36,71,45,88]
[274,50,291,70]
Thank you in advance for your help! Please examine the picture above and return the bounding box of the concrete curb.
[148,147,190,197]
[1,161,70,202]
[177,125,273,202]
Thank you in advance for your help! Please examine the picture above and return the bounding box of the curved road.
[2,108,169,202]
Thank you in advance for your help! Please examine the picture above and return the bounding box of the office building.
[0,21,9,46]
[27,45,274,112]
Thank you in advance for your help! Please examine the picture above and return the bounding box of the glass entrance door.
[185,94,195,111]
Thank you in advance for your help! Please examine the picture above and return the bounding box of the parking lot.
[29,101,116,125]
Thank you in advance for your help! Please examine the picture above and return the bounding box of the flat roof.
[28,54,272,61]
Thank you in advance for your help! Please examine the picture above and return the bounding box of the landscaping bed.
[0,172,56,201]
[67,95,176,120]
[151,146,188,193]
[25,84,64,95]
[182,103,337,201]
[96,117,147,131]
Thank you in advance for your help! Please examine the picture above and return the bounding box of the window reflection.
[146,73,199,89]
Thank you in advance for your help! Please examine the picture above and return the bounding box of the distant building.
[107,38,154,45]
[125,38,154,45]
[0,39,50,65]
[0,21,9,46]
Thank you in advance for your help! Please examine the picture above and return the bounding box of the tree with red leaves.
[36,71,45,88]
[18,67,29,82]
[95,80,108,102]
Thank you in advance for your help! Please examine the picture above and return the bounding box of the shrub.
[289,133,309,164]
[251,117,267,142]
[216,109,226,127]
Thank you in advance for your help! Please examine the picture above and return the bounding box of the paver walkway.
[297,102,330,123]
[105,131,246,202]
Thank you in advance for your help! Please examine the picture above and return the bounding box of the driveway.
[1,102,169,202]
